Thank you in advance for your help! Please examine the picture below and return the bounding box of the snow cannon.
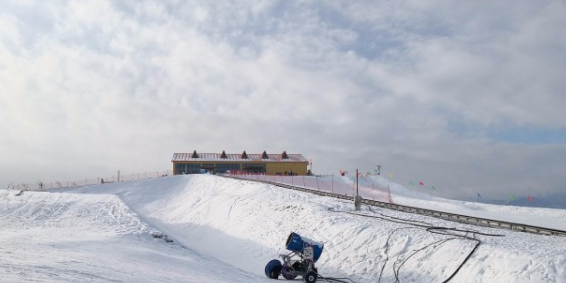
[285,232,324,262]
[265,232,324,283]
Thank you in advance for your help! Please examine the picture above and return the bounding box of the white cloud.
[0,0,565,200]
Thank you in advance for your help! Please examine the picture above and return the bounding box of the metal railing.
[11,169,172,191]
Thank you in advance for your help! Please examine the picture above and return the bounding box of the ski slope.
[1,175,565,282]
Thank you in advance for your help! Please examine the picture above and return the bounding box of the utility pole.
[356,169,359,195]
[355,169,361,211]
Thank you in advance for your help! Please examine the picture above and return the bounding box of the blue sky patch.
[487,126,566,144]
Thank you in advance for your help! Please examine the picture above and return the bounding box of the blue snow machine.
[265,232,324,283]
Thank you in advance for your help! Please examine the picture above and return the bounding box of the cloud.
[1,0,565,200]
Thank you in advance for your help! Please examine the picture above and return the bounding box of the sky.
[1,0,565,200]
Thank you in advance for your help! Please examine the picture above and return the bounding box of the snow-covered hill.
[2,175,565,282]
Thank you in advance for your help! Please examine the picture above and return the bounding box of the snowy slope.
[2,174,565,282]
[0,187,268,283]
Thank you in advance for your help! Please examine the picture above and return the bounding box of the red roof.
[171,151,308,163]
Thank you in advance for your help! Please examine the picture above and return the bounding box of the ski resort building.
[171,150,309,175]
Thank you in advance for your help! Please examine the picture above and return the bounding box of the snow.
[2,174,565,282]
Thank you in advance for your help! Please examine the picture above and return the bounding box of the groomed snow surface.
[1,175,565,282]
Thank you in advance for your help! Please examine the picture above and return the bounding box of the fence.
[230,173,393,203]
[11,169,172,191]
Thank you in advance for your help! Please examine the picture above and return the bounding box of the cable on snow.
[324,204,504,283]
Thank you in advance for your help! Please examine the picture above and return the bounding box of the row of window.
[174,163,266,174]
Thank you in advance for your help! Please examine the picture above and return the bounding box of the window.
[216,163,241,173]
[243,164,265,173]
[175,163,186,174]
[175,163,201,174]
[187,164,200,174]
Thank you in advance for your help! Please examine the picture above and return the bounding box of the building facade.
[171,150,309,175]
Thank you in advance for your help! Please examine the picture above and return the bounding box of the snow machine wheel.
[281,264,297,280]
[303,270,317,283]
[265,259,282,279]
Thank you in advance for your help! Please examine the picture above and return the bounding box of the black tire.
[265,259,282,279]
[303,271,317,283]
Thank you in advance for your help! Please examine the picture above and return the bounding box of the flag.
[431,185,436,190]
[309,158,312,165]
[419,181,424,186]
[477,193,482,199]
[509,194,516,201]
[409,181,414,186]
[388,173,393,178]
[528,195,533,202]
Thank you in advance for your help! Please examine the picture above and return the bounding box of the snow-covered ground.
[2,174,565,282]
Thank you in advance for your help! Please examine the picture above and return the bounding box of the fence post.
[352,182,355,197]
[331,176,334,193]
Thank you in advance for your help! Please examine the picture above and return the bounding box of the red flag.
[419,181,424,186]
[528,195,533,202]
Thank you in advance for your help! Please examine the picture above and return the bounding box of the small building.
[171,150,309,175]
